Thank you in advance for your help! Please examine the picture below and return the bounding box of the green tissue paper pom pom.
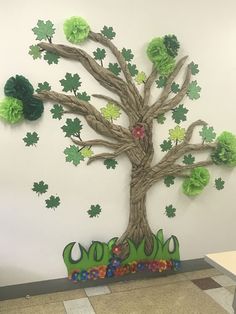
[4,75,34,101]
[182,167,210,196]
[23,97,44,121]
[163,35,180,58]
[63,16,90,44]
[0,97,24,124]
[147,37,176,76]
[211,131,236,166]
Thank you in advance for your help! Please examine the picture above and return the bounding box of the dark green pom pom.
[4,75,34,101]
[23,97,44,121]
[163,35,180,58]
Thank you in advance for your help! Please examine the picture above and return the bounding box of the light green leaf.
[169,125,186,143]
[29,45,42,60]
[32,20,55,41]
[187,80,201,100]
[100,103,121,121]
[64,145,84,166]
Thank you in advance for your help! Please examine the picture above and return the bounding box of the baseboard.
[0,258,212,301]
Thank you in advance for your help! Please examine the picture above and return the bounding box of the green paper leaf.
[77,92,91,101]
[61,118,83,137]
[199,126,216,143]
[165,204,176,218]
[36,81,51,93]
[156,113,166,124]
[135,71,147,85]
[32,181,48,196]
[104,158,118,169]
[23,132,39,146]
[81,147,93,158]
[50,104,64,120]
[44,51,60,65]
[187,80,201,100]
[169,125,186,142]
[45,195,60,210]
[160,139,172,152]
[87,204,102,218]
[183,154,195,165]
[101,26,116,40]
[93,48,106,61]
[164,176,175,187]
[189,62,199,75]
[171,82,180,94]
[29,45,42,60]
[156,76,167,88]
[128,63,138,77]
[100,103,121,121]
[64,145,84,166]
[122,48,134,62]
[215,177,225,190]
[60,73,81,93]
[172,104,188,124]
[108,63,121,76]
[32,20,55,41]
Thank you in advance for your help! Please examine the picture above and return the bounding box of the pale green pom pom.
[0,97,24,124]
[63,16,90,44]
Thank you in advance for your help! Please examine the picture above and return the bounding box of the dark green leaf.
[122,48,134,61]
[156,113,166,124]
[128,63,138,77]
[165,204,176,218]
[164,176,175,187]
[32,181,48,196]
[160,139,172,152]
[183,154,195,165]
[32,20,55,41]
[172,104,188,124]
[36,81,51,93]
[215,178,225,190]
[23,132,39,146]
[187,81,201,100]
[171,82,180,93]
[60,73,81,93]
[104,158,118,169]
[64,145,84,166]
[50,104,64,120]
[44,51,60,65]
[108,63,121,76]
[156,76,167,88]
[77,92,91,101]
[93,48,106,61]
[189,62,199,75]
[101,26,116,39]
[199,126,216,143]
[45,195,60,210]
[87,204,102,218]
[61,118,83,137]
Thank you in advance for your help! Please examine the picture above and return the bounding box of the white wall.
[0,0,236,286]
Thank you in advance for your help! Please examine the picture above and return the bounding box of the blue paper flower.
[80,270,88,280]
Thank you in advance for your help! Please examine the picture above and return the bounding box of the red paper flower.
[123,264,130,274]
[112,244,122,256]
[132,125,145,139]
[114,266,125,277]
[98,266,107,279]
[129,261,137,273]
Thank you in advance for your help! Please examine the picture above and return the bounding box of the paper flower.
[137,262,145,271]
[132,125,145,139]
[172,260,181,270]
[63,16,90,44]
[158,260,167,272]
[109,257,121,268]
[122,265,130,274]
[112,244,122,256]
[79,270,88,281]
[98,266,107,279]
[0,97,23,124]
[182,167,210,196]
[129,262,137,273]
[4,75,34,102]
[23,97,44,121]
[163,35,180,58]
[71,271,79,282]
[211,131,236,166]
[114,266,125,277]
[106,266,115,278]
[89,268,99,280]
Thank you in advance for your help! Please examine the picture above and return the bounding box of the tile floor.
[0,268,235,314]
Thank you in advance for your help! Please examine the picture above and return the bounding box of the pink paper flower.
[132,125,145,139]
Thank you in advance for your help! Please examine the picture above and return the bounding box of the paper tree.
[1,17,236,263]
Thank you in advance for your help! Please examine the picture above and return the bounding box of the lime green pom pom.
[4,75,34,102]
[182,167,210,196]
[147,37,175,76]
[0,97,24,124]
[211,131,236,166]
[63,16,90,44]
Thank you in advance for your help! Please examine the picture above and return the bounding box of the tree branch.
[71,137,119,149]
[143,66,158,106]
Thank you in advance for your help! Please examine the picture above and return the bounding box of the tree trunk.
[117,166,154,255]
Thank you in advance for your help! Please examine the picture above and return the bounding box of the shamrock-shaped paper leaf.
[32,20,55,41]
[108,63,121,76]
[156,76,167,88]
[183,154,195,165]
[101,103,121,121]
[160,139,172,152]
[164,176,175,187]
[50,104,64,120]
[104,158,118,169]
[32,181,48,196]
[29,45,42,60]
[60,73,81,93]
[189,62,199,75]
[169,125,185,143]
[165,204,176,218]
[87,204,102,218]
[93,48,106,61]
[77,92,91,101]
[81,147,94,158]
[172,104,188,124]
[61,118,83,137]
[171,82,180,94]
[199,126,216,143]
[128,63,138,77]
[44,52,60,65]
[187,81,201,100]
[64,145,84,166]
[45,195,60,210]
[122,48,134,62]
[23,132,39,146]
[135,71,147,85]
[156,113,166,124]
[101,26,116,39]
[36,82,51,93]
[215,178,225,190]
